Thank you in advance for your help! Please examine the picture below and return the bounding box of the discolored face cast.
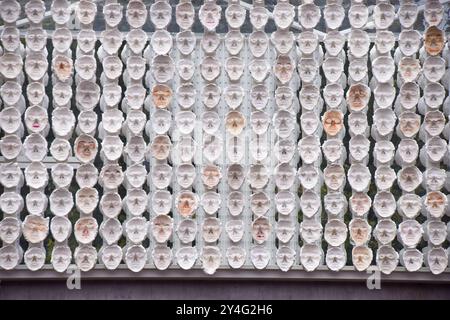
[349,218,371,246]
[347,84,370,112]
[349,192,371,217]
[75,135,97,163]
[425,191,447,219]
[352,246,372,271]
[398,57,420,83]
[373,3,395,29]
[74,216,98,244]
[74,245,97,272]
[323,110,343,137]
[53,55,73,82]
[252,217,271,244]
[22,215,49,244]
[424,26,445,56]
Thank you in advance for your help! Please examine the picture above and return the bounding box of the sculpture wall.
[0,0,449,275]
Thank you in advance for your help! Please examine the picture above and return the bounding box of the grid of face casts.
[0,0,449,275]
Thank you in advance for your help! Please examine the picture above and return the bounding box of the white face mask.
[1,81,22,107]
[22,215,49,244]
[225,3,245,29]
[377,245,399,275]
[326,246,346,272]
[398,30,421,57]
[348,58,368,83]
[49,187,73,217]
[53,28,72,53]
[51,163,73,189]
[423,110,445,137]
[324,219,347,247]
[126,29,147,55]
[151,215,173,243]
[202,165,221,189]
[398,3,418,29]
[126,0,147,29]
[250,192,270,217]
[201,246,221,275]
[250,84,269,110]
[75,55,96,81]
[152,55,175,83]
[0,192,23,216]
[250,245,270,270]
[374,219,397,246]
[1,26,21,52]
[424,221,447,246]
[276,246,295,272]
[77,29,97,53]
[1,0,21,24]
[99,164,124,190]
[124,245,147,272]
[274,139,295,164]
[202,192,221,215]
[99,244,122,270]
[249,5,268,30]
[348,4,368,29]
[202,84,221,109]
[202,217,221,243]
[227,191,244,216]
[424,168,446,192]
[323,30,344,57]
[103,3,123,28]
[225,219,244,243]
[124,216,148,244]
[51,216,72,243]
[0,53,23,79]
[348,112,368,137]
[175,30,195,56]
[176,1,195,30]
[298,136,321,164]
[375,30,395,54]
[226,246,246,269]
[101,29,123,56]
[76,0,97,25]
[299,84,319,111]
[300,244,322,272]
[75,187,98,215]
[225,56,244,81]
[348,30,370,59]
[324,193,347,217]
[274,55,294,84]
[75,163,98,189]
[176,247,198,270]
[52,85,72,108]
[199,0,222,31]
[251,111,270,135]
[74,216,98,245]
[300,190,321,218]
[100,192,122,219]
[52,0,71,25]
[152,245,172,271]
[0,134,22,160]
[423,56,445,83]
[22,244,47,271]
[401,248,423,272]
[201,56,221,82]
[397,194,421,219]
[298,3,320,29]
[25,106,47,135]
[352,246,373,272]
[176,83,196,109]
[397,166,422,193]
[23,133,47,162]
[373,3,395,29]
[426,247,448,275]
[398,220,423,248]
[176,219,197,244]
[225,30,244,55]
[348,164,371,193]
[276,219,295,243]
[150,0,172,29]
[25,52,48,81]
[26,28,48,52]
[126,56,146,81]
[224,85,244,110]
[176,191,199,218]
[0,162,23,189]
[102,109,124,135]
[249,31,269,58]
[74,245,97,272]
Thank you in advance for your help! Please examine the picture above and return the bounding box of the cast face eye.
[151,190,172,215]
[175,30,195,56]
[25,106,48,135]
[150,0,172,29]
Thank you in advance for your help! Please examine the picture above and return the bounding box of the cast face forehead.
[150,0,172,29]
[76,0,97,25]
[348,4,368,29]
[78,29,97,53]
[51,0,71,25]
[1,0,21,24]
[398,2,418,28]
[126,29,147,54]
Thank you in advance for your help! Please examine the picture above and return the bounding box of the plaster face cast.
[176,247,198,270]
[348,4,369,29]
[50,188,73,217]
[76,0,96,25]
[101,29,123,56]
[225,31,244,56]
[50,138,71,162]
[373,2,395,29]
[176,83,196,109]
[0,53,23,79]
[75,244,98,272]
[228,191,244,216]
[0,217,21,245]
[323,110,344,138]
[323,31,345,57]
[74,216,98,245]
[249,5,268,30]
[23,133,47,162]
[202,165,221,189]
[22,215,49,244]
[348,58,368,83]
[250,246,270,270]
[298,32,319,57]
[176,0,195,30]
[271,30,294,55]
[398,30,421,57]
[225,220,244,242]
[299,85,320,111]
[152,245,172,271]
[175,31,195,56]
[274,110,295,139]
[201,192,221,215]
[424,26,445,56]
[251,111,270,135]
[374,141,395,165]
[298,136,321,165]
[151,135,172,161]
[1,81,22,107]
[102,109,124,135]
[201,31,221,54]
[300,190,321,218]
[151,215,173,243]
[324,193,347,217]
[199,0,221,31]
[251,84,269,110]
[372,56,395,84]
[424,0,444,26]
[26,28,48,52]
[75,55,96,81]
[100,193,122,219]
[348,164,371,192]
[53,84,73,108]
[224,85,244,110]
[274,163,295,190]
[349,218,371,246]
[424,168,446,191]
[153,55,175,83]
[76,163,98,189]
[300,219,323,245]
[51,162,73,188]
[349,192,371,217]
[398,3,418,29]
[426,247,448,275]
[397,166,422,193]
[424,221,446,246]
[348,112,368,137]
[124,217,148,243]
[0,135,22,160]
[323,84,344,109]
[103,3,123,28]
[177,59,195,82]
[74,134,97,164]
[150,164,172,189]
[252,216,271,245]
[0,192,23,215]
[226,111,245,136]
[423,56,445,83]
[399,82,420,111]
[250,192,270,217]
[425,137,447,163]
[77,30,97,53]
[274,55,294,84]
[175,164,195,189]
[401,248,423,272]
[202,217,221,243]
[248,165,269,190]
[374,166,396,191]
[52,28,72,54]
[398,112,420,139]
[25,106,47,134]
[323,57,344,84]
[0,245,21,270]
[151,190,172,216]
[51,0,71,25]
[324,219,347,247]
[50,216,72,243]
[99,164,124,190]
[100,245,122,271]
[1,27,20,52]
[300,244,322,272]
[125,164,147,189]
[177,191,199,218]
[152,84,172,109]
[126,0,146,29]
[177,219,197,244]
[1,0,21,24]
[102,56,123,81]
[375,31,395,55]
[373,219,397,245]
[297,58,318,84]
[276,220,295,243]
[324,4,344,30]
[150,0,172,29]
[202,112,220,135]
[398,220,423,248]
[226,57,244,81]
[126,29,147,55]
[227,246,246,269]
[326,246,346,272]
[347,84,370,112]
[76,81,100,110]
[201,246,221,275]
[348,30,370,59]
[424,111,445,137]
[25,53,48,81]
[373,191,396,219]
[201,56,221,82]
[25,191,48,215]
[298,3,320,29]
[274,139,295,164]
[352,246,373,271]
[202,84,221,109]
[373,108,396,138]
[225,3,245,29]
[100,218,122,246]
[425,191,448,219]
[276,246,295,272]
[377,245,399,275]
[424,82,445,109]
[75,187,98,215]
[0,163,23,189]
[53,55,73,82]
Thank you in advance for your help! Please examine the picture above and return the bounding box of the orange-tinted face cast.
[347,84,369,111]
[152,84,173,109]
[323,110,344,136]
[424,26,445,56]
